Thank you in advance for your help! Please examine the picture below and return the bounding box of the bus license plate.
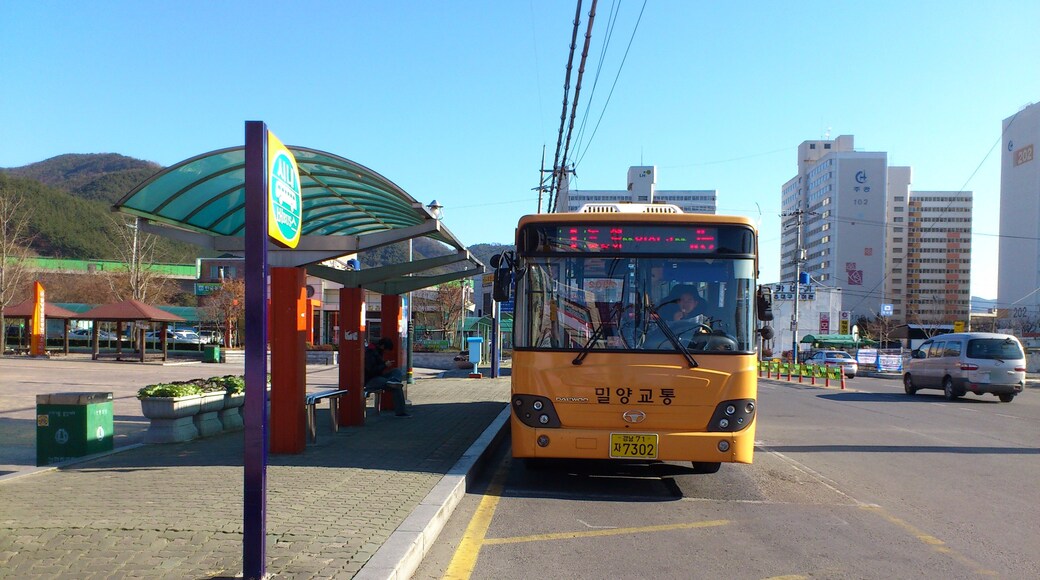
[610,433,658,459]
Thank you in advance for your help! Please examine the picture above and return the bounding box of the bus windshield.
[514,255,756,353]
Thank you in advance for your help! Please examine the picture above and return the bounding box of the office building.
[555,166,717,214]
[997,102,1040,329]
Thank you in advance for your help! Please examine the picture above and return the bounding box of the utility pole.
[783,209,807,363]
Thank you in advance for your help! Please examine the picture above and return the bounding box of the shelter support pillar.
[380,294,403,411]
[338,287,367,426]
[270,267,307,454]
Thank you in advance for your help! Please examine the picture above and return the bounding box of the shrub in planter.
[137,383,204,399]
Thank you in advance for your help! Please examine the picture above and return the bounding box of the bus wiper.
[573,303,621,365]
[646,297,698,369]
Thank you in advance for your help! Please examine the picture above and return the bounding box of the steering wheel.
[644,319,740,352]
[643,319,712,350]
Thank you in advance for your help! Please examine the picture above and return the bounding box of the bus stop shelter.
[113,145,483,453]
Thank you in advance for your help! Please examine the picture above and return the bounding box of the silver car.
[806,350,858,378]
[903,332,1025,403]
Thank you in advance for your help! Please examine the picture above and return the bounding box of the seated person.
[364,338,410,417]
[657,285,709,325]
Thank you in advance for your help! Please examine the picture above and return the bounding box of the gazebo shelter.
[79,299,186,362]
[2,299,79,355]
[112,143,483,454]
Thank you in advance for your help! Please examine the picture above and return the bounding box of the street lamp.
[427,199,444,220]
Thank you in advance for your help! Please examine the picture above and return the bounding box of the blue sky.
[2,1,1038,300]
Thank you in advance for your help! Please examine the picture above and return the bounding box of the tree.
[433,281,471,348]
[201,279,245,348]
[106,215,175,304]
[0,179,36,354]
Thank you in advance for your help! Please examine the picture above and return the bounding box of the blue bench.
[306,387,397,442]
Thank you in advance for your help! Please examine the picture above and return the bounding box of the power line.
[545,0,584,214]
[556,0,599,203]
[572,0,647,169]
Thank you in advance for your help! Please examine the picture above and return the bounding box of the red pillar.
[269,267,307,454]
[338,287,367,426]
[380,294,403,411]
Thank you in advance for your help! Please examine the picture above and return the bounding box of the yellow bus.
[491,204,774,473]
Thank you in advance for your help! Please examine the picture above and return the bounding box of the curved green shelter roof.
[116,146,448,242]
[113,145,482,292]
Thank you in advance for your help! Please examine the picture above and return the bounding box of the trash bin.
[203,344,221,363]
[36,392,114,466]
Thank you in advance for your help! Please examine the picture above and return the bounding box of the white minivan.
[903,332,1025,402]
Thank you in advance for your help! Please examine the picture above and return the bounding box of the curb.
[354,406,511,580]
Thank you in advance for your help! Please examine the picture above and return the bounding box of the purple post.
[243,121,269,579]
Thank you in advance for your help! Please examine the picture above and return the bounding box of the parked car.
[145,329,203,346]
[198,330,224,345]
[805,350,858,378]
[903,332,1025,402]
[69,328,120,342]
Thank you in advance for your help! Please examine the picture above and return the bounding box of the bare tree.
[201,279,245,348]
[0,184,35,353]
[107,215,174,303]
[434,281,470,348]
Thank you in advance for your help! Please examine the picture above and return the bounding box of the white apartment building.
[902,191,973,324]
[997,102,1040,330]
[555,166,717,214]
[780,136,896,321]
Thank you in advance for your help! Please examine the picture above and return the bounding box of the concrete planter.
[194,392,226,437]
[306,350,338,365]
[140,395,202,443]
[220,392,245,430]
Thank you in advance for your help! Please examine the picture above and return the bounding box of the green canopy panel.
[801,333,878,347]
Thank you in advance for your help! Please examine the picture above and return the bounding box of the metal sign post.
[243,121,270,579]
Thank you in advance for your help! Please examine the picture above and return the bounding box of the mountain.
[0,154,194,262]
[4,153,162,204]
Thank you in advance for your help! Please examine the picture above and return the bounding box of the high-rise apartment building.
[555,166,717,214]
[780,136,895,321]
[997,102,1040,329]
[902,191,973,324]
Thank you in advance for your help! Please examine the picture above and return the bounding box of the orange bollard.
[786,366,792,381]
[810,366,816,385]
[798,366,803,383]
[825,365,831,388]
[841,372,846,390]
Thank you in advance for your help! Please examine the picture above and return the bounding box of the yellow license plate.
[609,433,658,459]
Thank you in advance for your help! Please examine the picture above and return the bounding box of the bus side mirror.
[757,286,774,321]
[758,325,774,340]
[493,269,512,302]
[492,252,514,302]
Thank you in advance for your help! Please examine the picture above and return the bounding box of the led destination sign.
[561,226,718,252]
[521,223,754,255]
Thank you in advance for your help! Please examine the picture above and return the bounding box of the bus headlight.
[512,395,561,428]
[707,399,756,432]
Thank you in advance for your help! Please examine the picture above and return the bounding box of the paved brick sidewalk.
[0,357,510,578]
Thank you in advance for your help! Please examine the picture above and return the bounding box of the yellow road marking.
[484,519,730,545]
[442,456,511,580]
[860,505,998,576]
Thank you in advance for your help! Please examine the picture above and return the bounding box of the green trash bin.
[36,392,114,466]
[203,344,220,363]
